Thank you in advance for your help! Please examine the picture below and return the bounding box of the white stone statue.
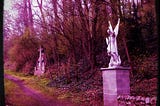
[106,18,121,68]
[35,46,45,76]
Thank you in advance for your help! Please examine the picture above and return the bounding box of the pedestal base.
[34,67,45,76]
[101,67,130,106]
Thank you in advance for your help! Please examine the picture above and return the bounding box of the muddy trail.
[4,74,78,106]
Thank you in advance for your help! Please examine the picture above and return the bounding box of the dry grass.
[4,79,42,106]
[4,70,89,105]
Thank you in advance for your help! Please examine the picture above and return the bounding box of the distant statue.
[106,18,121,68]
[34,45,46,76]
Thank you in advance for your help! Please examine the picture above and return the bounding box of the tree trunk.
[52,0,59,66]
[28,0,34,35]
[37,0,47,34]
[23,0,29,29]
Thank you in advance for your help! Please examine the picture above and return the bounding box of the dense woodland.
[4,0,158,102]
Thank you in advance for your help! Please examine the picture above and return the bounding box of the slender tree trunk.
[52,0,59,66]
[28,0,34,35]
[117,0,122,18]
[122,24,134,77]
[23,0,29,29]
[90,0,99,69]
[37,0,47,34]
[75,0,92,67]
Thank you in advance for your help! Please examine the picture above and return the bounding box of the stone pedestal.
[34,67,45,76]
[101,67,130,106]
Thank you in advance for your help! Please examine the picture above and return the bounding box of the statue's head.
[107,29,110,34]
[107,31,115,38]
[107,51,111,56]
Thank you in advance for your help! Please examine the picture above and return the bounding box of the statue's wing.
[106,38,108,45]
[114,18,120,36]
[108,21,113,32]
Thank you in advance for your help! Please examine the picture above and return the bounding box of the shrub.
[8,34,39,73]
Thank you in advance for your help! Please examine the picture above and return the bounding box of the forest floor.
[4,73,79,106]
[4,65,158,106]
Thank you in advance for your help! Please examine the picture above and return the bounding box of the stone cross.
[34,46,45,76]
[38,46,45,72]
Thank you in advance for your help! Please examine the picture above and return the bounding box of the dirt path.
[4,74,77,106]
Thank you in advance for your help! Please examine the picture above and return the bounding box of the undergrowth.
[4,70,91,105]
[4,78,42,106]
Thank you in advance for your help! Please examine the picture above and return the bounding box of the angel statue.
[106,18,121,68]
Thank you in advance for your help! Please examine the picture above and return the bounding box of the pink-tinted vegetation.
[3,0,158,105]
